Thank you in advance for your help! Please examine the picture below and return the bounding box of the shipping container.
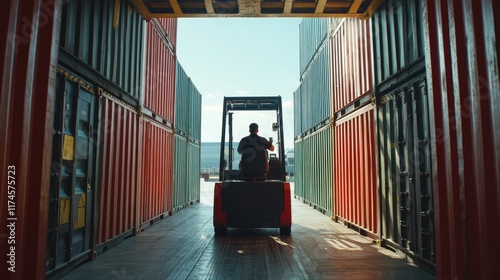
[371,0,425,96]
[299,18,330,78]
[138,117,174,229]
[175,62,203,140]
[422,0,500,279]
[294,126,333,216]
[334,104,377,238]
[46,68,99,274]
[330,18,373,113]
[143,20,176,124]
[59,0,144,103]
[294,42,332,137]
[372,0,435,271]
[0,1,61,279]
[96,93,139,250]
[173,135,201,211]
[376,75,435,270]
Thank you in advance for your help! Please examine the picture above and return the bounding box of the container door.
[46,72,96,272]
[395,79,434,262]
[378,76,435,265]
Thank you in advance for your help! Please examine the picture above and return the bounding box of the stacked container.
[372,0,435,270]
[97,93,140,249]
[47,0,146,275]
[294,18,333,215]
[46,2,182,277]
[173,62,202,211]
[330,18,378,239]
[143,18,177,127]
[138,18,177,231]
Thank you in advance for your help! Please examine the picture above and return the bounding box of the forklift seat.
[239,146,268,181]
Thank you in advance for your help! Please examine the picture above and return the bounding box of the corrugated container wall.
[59,0,144,101]
[330,17,377,239]
[331,18,373,112]
[373,0,435,271]
[377,78,434,265]
[295,43,332,136]
[143,19,177,123]
[334,106,378,237]
[173,135,201,211]
[423,0,500,279]
[293,88,302,138]
[299,18,330,77]
[157,18,177,51]
[175,62,203,140]
[138,118,174,229]
[371,0,425,95]
[294,127,333,215]
[173,61,202,210]
[0,1,61,278]
[97,94,139,248]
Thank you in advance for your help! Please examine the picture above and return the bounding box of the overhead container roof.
[131,0,383,19]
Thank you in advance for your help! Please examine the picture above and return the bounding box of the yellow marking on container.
[63,134,75,161]
[60,197,70,224]
[75,194,86,229]
[113,0,120,29]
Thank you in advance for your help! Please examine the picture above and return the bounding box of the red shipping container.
[138,117,174,229]
[423,0,500,279]
[143,20,176,123]
[98,93,140,245]
[0,1,61,279]
[334,105,378,237]
[331,18,373,113]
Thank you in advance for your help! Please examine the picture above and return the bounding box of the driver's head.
[249,123,259,133]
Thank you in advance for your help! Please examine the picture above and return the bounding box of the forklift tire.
[280,227,291,235]
[214,227,227,235]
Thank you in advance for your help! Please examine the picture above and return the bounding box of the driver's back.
[238,134,269,179]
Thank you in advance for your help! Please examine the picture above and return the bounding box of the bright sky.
[177,18,302,151]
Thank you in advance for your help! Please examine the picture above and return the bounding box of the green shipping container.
[294,126,333,216]
[173,135,201,211]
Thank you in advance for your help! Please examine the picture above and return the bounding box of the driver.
[237,123,275,180]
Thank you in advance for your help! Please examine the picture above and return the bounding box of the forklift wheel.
[214,227,227,235]
[280,227,291,235]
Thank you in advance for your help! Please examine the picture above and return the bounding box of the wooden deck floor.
[62,181,435,280]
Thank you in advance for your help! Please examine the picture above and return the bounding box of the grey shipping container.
[294,42,332,137]
[299,18,330,78]
[377,74,435,267]
[175,62,203,140]
[59,0,144,104]
[371,0,425,96]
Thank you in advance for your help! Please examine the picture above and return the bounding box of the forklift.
[213,96,292,235]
